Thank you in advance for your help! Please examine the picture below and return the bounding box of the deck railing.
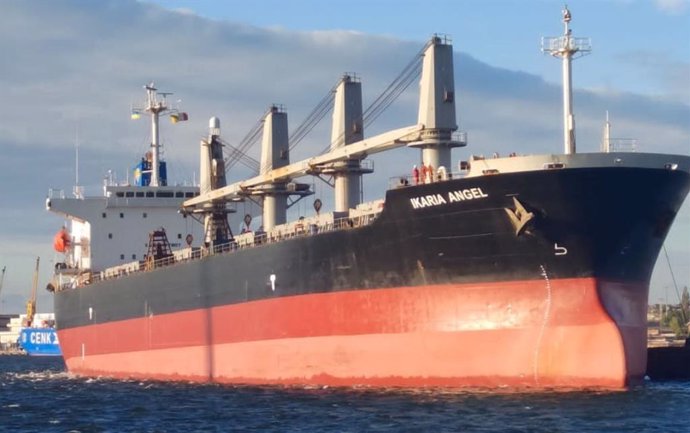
[60,210,382,290]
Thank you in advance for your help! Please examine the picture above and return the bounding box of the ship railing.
[606,138,638,153]
[192,210,381,256]
[47,189,66,199]
[102,261,141,279]
[231,212,380,249]
[73,186,84,199]
[359,159,374,171]
[388,169,466,190]
[82,208,384,286]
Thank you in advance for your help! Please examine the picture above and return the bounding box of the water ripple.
[1,356,689,433]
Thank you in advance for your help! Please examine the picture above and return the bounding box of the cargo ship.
[48,9,690,388]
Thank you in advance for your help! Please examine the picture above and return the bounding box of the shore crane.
[25,258,39,328]
[0,266,5,312]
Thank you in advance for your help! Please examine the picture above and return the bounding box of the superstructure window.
[120,254,125,260]
[120,212,124,218]
[108,233,113,239]
[156,191,174,198]
[135,192,144,198]
[146,192,154,198]
[102,212,107,218]
[126,192,134,198]
[175,192,184,198]
[177,233,182,239]
[143,212,147,218]
[116,192,124,198]
[185,192,195,198]
[132,254,136,260]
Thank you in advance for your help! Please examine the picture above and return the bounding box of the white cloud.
[654,0,689,14]
[620,50,690,105]
[171,7,196,16]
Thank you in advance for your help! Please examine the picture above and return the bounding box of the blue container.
[18,328,62,356]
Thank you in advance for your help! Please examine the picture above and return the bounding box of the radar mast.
[542,6,591,154]
[131,83,187,187]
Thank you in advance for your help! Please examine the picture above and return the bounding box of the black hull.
[56,165,690,329]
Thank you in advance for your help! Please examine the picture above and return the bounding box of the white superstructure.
[46,184,200,272]
[46,84,202,274]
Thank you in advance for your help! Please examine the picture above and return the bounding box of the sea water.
[1,355,688,433]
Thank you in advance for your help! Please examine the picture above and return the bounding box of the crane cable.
[227,40,429,171]
[362,41,428,128]
[316,42,428,157]
[224,115,265,172]
[218,138,260,173]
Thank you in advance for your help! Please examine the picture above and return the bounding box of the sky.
[0,0,688,314]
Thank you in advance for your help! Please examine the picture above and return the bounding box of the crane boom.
[183,123,425,209]
[0,266,5,312]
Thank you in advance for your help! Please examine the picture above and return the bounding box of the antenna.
[75,123,79,186]
[601,110,611,152]
[71,121,84,198]
[541,5,591,155]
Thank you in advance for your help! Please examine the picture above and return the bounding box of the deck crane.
[25,257,39,328]
[183,35,464,211]
[182,123,426,209]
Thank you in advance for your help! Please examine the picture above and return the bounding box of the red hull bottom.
[59,277,648,389]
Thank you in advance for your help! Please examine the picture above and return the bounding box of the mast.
[131,83,187,187]
[542,6,591,154]
[74,123,82,198]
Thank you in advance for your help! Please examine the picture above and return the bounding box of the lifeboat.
[53,228,70,252]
